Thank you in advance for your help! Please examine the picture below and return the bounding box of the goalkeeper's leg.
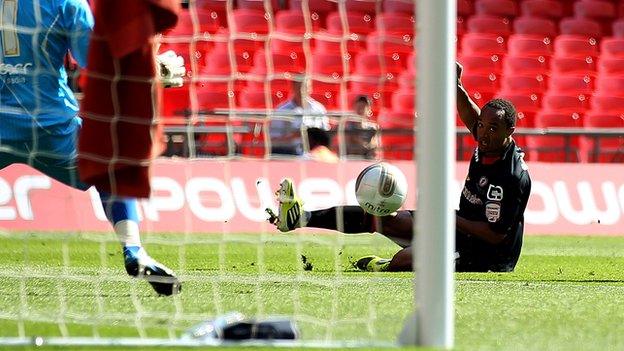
[99,194,181,296]
[8,128,181,296]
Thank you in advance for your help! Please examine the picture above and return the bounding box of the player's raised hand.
[456,61,463,82]
[156,50,186,88]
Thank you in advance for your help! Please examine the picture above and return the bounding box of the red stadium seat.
[474,0,518,18]
[457,0,475,17]
[237,0,280,11]
[383,0,415,15]
[460,72,500,106]
[366,33,413,68]
[195,91,238,156]
[269,40,307,66]
[405,51,416,73]
[375,12,415,35]
[459,55,502,74]
[230,9,271,34]
[201,47,254,74]
[512,17,557,38]
[378,111,415,160]
[466,15,512,37]
[612,19,624,38]
[212,31,265,70]
[503,55,549,75]
[246,79,292,95]
[397,71,416,89]
[526,112,583,162]
[354,52,404,76]
[345,0,377,16]
[460,33,507,58]
[311,80,343,110]
[196,90,234,110]
[349,75,396,109]
[196,0,227,12]
[495,91,541,127]
[597,58,624,76]
[391,90,416,113]
[311,52,350,77]
[311,92,342,111]
[573,0,616,36]
[507,35,554,57]
[224,9,272,62]
[274,10,317,34]
[600,38,624,58]
[501,74,548,94]
[289,0,336,14]
[559,17,602,39]
[542,94,590,114]
[326,11,375,35]
[160,86,190,123]
[166,9,221,36]
[289,0,336,27]
[250,49,305,75]
[239,88,288,109]
[590,95,624,113]
[553,36,599,59]
[314,33,366,54]
[547,74,595,95]
[550,56,596,74]
[580,112,624,162]
[574,0,617,19]
[520,0,565,20]
[595,77,624,96]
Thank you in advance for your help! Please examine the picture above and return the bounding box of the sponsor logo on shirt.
[485,202,501,223]
[0,62,32,75]
[462,186,483,205]
[486,184,504,201]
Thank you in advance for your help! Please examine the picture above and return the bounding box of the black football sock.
[306,206,376,233]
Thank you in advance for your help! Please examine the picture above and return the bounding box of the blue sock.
[99,192,142,249]
[123,245,141,258]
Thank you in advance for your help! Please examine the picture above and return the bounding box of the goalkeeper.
[0,0,184,295]
[267,62,531,273]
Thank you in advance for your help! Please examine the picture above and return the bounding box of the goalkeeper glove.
[156,50,186,88]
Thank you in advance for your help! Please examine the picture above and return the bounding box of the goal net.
[0,0,455,347]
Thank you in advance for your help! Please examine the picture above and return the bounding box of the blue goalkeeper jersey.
[0,0,93,140]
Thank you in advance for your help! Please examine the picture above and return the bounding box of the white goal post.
[400,0,456,348]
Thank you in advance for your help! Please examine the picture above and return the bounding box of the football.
[355,162,408,216]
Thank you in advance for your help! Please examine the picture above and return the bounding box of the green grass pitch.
[0,231,623,350]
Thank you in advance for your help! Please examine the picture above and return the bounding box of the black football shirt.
[457,140,532,272]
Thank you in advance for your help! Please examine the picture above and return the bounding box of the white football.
[355,162,408,216]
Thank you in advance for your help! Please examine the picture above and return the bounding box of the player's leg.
[268,178,415,272]
[29,123,180,295]
[356,246,412,272]
[99,194,180,295]
[268,178,414,244]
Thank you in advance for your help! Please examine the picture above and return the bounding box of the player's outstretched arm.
[456,62,481,137]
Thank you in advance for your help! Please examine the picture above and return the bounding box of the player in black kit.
[266,62,532,272]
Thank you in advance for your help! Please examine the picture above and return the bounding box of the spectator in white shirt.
[270,77,330,155]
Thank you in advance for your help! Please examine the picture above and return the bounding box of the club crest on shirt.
[485,202,501,223]
[486,184,503,201]
[478,176,488,188]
